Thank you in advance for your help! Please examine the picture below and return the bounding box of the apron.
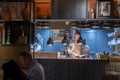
[68,41,82,58]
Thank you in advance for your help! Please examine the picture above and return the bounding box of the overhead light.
[62,34,67,45]
[108,38,119,46]
[62,36,68,46]
[102,26,110,29]
[65,20,70,25]
[47,37,53,46]
[92,26,100,29]
[47,29,53,46]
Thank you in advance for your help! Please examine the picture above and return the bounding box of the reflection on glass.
[31,33,43,52]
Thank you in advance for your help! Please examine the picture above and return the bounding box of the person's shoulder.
[32,60,44,69]
[70,40,74,42]
[85,45,90,50]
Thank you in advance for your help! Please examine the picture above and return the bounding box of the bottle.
[6,27,10,44]
[90,8,95,19]
[113,0,119,18]
[3,6,12,21]
[18,26,27,44]
[21,2,31,21]
[0,8,2,19]
[57,52,60,58]
[2,26,5,44]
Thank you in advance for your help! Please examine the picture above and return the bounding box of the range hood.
[52,0,87,19]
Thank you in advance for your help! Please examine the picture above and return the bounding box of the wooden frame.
[52,29,71,42]
[35,0,51,19]
[0,2,18,19]
[97,0,112,18]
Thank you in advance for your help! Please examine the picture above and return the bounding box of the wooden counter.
[0,44,29,62]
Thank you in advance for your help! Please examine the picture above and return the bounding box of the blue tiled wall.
[35,29,114,55]
[35,29,63,52]
[80,29,114,55]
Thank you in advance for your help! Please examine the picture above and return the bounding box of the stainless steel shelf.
[35,18,120,22]
[87,18,120,21]
[0,44,29,47]
[0,19,34,23]
[0,19,119,24]
[0,0,34,2]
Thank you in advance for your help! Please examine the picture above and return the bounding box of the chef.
[68,31,90,58]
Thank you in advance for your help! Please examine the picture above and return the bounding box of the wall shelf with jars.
[88,0,120,19]
[34,0,120,19]
[0,0,35,63]
[0,2,34,21]
[0,0,34,46]
[0,0,118,22]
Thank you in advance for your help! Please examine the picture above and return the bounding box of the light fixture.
[65,20,70,25]
[47,29,53,46]
[47,37,53,46]
[92,26,100,29]
[62,35,67,46]
[91,21,100,29]
[102,21,111,29]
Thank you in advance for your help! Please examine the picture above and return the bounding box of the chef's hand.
[75,56,80,58]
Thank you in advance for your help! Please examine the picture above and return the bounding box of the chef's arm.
[85,51,90,57]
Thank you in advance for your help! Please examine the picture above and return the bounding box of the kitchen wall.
[35,29,63,52]
[81,29,114,55]
[35,28,114,57]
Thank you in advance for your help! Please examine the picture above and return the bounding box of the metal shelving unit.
[0,0,34,2]
[0,0,35,48]
[35,18,120,22]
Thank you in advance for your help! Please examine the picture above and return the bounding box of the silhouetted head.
[19,51,33,68]
[82,39,86,45]
[1,59,28,80]
[74,31,82,43]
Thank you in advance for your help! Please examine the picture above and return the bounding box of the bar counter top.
[37,58,107,80]
[32,52,109,60]
[35,57,106,60]
[0,44,29,62]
